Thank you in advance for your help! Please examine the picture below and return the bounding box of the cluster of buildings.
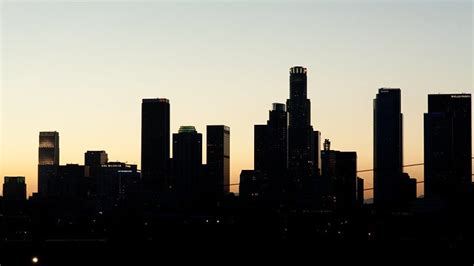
[1,66,472,214]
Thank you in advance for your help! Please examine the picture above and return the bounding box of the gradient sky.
[1,0,472,198]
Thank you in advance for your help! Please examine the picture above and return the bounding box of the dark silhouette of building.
[356,177,364,206]
[38,131,59,197]
[373,88,404,207]
[239,170,263,200]
[3,176,26,201]
[287,66,314,177]
[424,94,472,201]
[48,164,87,199]
[253,103,288,200]
[96,162,141,203]
[321,139,357,210]
[141,98,170,194]
[173,126,202,204]
[400,173,417,202]
[206,125,230,197]
[85,151,108,167]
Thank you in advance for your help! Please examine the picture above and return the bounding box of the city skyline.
[1,1,473,198]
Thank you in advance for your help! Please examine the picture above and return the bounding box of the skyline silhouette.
[0,2,473,262]
[2,1,473,200]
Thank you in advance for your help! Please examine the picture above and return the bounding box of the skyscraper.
[321,140,357,210]
[287,66,313,174]
[141,98,170,193]
[173,126,202,202]
[252,103,289,201]
[267,103,288,174]
[38,131,59,197]
[207,125,230,196]
[3,176,27,201]
[424,94,472,201]
[373,88,403,207]
[286,66,318,202]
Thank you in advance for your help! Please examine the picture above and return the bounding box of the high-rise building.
[49,164,86,199]
[267,103,288,174]
[85,150,108,167]
[424,94,472,200]
[141,98,170,193]
[173,126,202,202]
[38,131,59,197]
[252,103,288,200]
[96,162,141,202]
[373,88,404,207]
[287,67,314,175]
[321,140,357,210]
[3,176,27,201]
[207,125,230,196]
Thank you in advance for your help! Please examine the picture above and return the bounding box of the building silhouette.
[141,98,171,195]
[96,162,141,205]
[287,67,314,176]
[253,103,288,200]
[48,164,87,199]
[85,150,108,167]
[239,170,262,200]
[173,126,203,204]
[206,125,230,197]
[373,88,404,207]
[424,94,472,201]
[3,176,26,201]
[321,139,357,210]
[38,131,59,197]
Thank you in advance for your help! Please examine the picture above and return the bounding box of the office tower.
[424,94,472,200]
[96,162,141,202]
[49,164,86,199]
[287,66,314,176]
[85,151,108,166]
[3,176,27,200]
[373,88,403,207]
[356,177,364,207]
[207,125,230,196]
[38,131,59,197]
[321,140,357,209]
[267,103,288,174]
[253,103,288,200]
[173,126,202,201]
[141,98,170,192]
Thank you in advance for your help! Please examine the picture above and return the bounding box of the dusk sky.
[1,0,472,198]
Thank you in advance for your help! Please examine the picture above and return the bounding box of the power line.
[227,157,474,187]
